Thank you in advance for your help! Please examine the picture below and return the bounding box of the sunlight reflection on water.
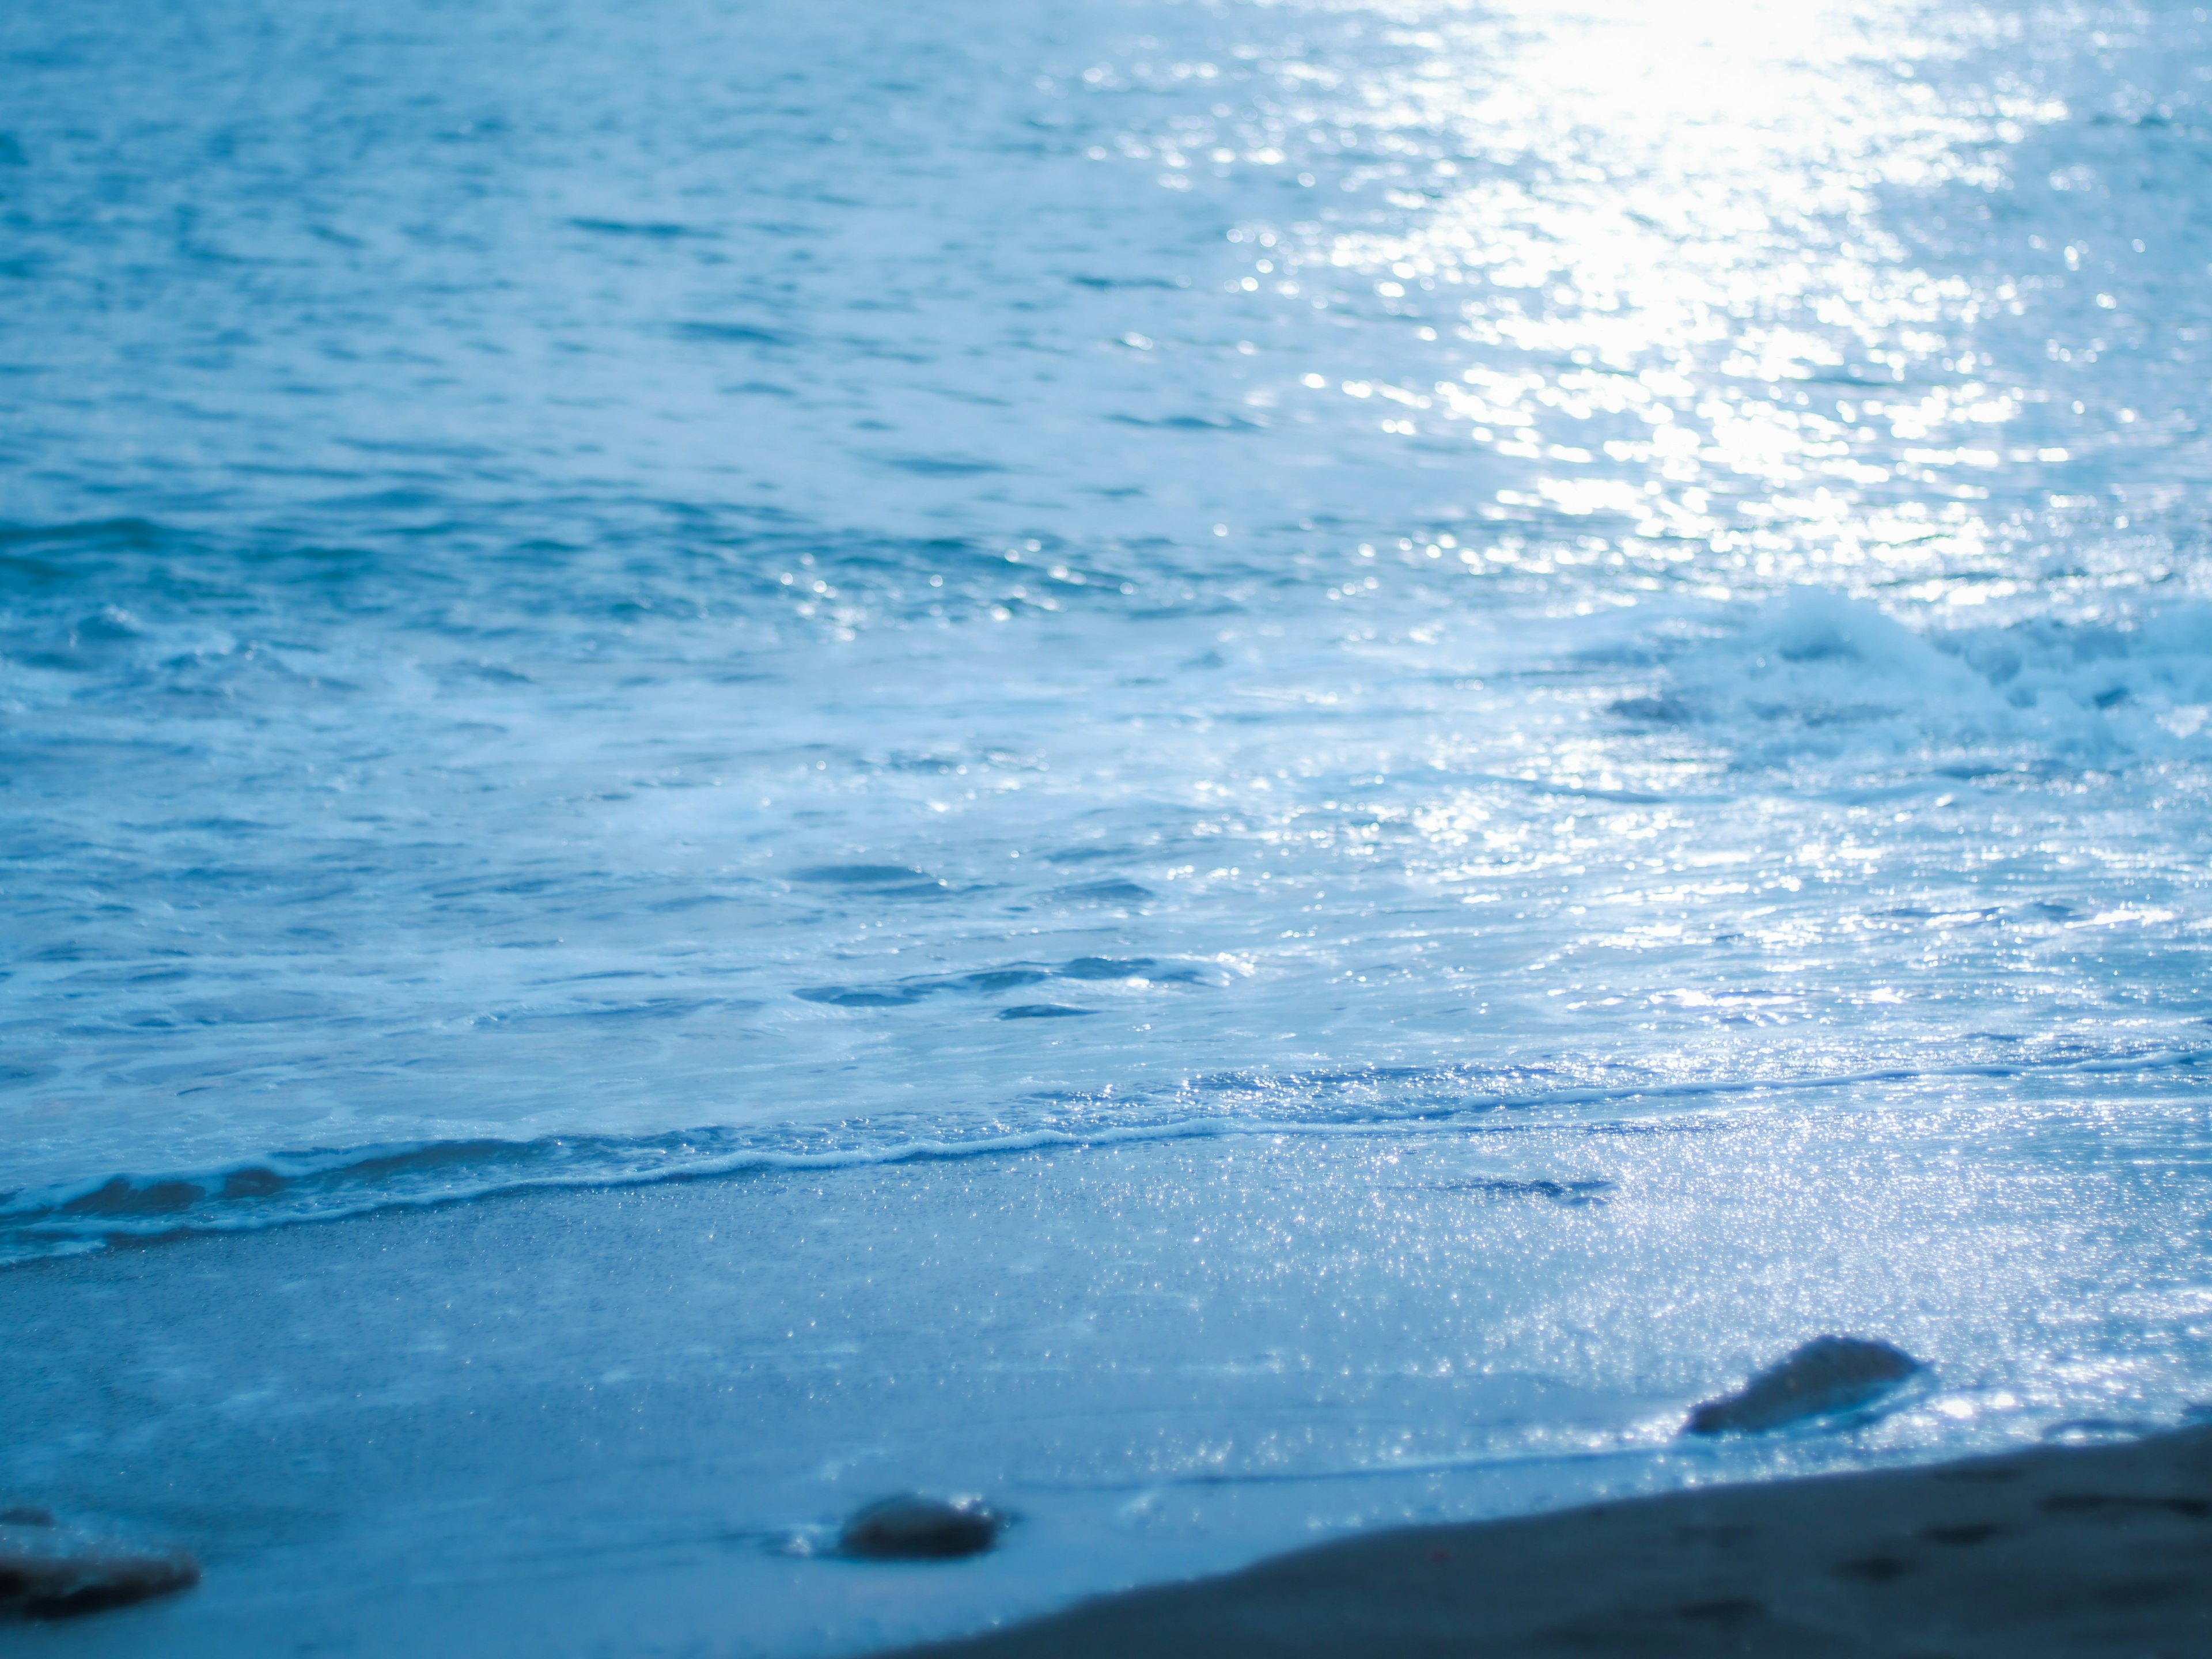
[1215,0,2083,593]
[5,0,2212,1650]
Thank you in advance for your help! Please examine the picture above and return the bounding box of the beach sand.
[892,1424,2212,1658]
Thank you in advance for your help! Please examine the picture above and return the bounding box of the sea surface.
[4,0,2212,1652]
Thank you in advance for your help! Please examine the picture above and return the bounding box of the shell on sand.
[1686,1335,1922,1435]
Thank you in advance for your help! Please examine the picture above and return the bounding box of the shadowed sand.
[891,1425,2212,1658]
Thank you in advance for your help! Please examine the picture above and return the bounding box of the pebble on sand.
[1686,1335,1923,1435]
[0,1513,199,1620]
[839,1495,1005,1561]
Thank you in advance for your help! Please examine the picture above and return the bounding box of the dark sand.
[893,1425,2212,1658]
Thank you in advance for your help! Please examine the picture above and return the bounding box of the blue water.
[4,0,2212,1650]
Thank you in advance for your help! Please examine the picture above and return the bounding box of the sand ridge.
[891,1425,2212,1658]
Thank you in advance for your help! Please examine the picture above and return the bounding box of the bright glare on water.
[3,0,2211,1651]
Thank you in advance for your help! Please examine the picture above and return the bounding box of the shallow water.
[4,0,2211,1650]
[11,1069,2212,1658]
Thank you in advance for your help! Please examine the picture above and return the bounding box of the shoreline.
[888,1423,2212,1658]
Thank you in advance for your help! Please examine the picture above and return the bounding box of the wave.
[0,509,1191,650]
[4,1044,2204,1267]
[1635,587,2212,769]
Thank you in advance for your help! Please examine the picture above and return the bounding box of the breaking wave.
[1635,588,2212,769]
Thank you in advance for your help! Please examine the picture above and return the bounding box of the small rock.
[0,1518,199,1620]
[839,1495,1004,1560]
[1687,1335,1923,1435]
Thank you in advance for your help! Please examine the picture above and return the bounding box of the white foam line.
[1012,1418,1952,1495]
[2,1046,2204,1261]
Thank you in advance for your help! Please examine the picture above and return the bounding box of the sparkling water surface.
[4,0,2212,1652]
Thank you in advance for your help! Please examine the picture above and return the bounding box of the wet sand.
[893,1425,2212,1658]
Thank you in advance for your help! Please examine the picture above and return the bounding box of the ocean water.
[3,0,2211,1650]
